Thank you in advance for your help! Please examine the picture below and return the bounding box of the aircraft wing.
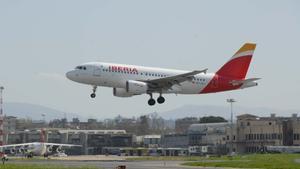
[0,143,32,148]
[142,69,208,91]
[43,143,82,147]
[230,78,261,86]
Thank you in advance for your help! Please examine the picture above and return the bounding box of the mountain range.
[3,102,83,121]
[2,102,299,121]
[159,104,300,120]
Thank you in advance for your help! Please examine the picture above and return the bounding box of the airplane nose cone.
[66,71,75,81]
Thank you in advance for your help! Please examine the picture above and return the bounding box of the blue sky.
[0,0,299,119]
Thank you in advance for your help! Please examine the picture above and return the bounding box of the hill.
[3,102,83,121]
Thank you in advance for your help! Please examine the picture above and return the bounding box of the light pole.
[0,86,4,153]
[227,98,236,155]
[41,113,46,126]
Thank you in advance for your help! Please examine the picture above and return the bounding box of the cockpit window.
[75,66,87,70]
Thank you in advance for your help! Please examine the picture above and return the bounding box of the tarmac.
[7,155,224,169]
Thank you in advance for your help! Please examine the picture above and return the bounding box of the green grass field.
[1,154,299,169]
[183,154,300,169]
[126,156,207,161]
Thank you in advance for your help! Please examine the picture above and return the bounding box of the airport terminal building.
[3,113,300,156]
[234,113,300,153]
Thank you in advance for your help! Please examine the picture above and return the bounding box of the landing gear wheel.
[90,86,97,98]
[148,98,156,106]
[157,96,165,104]
[90,93,96,98]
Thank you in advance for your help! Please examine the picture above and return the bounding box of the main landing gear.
[90,86,97,98]
[148,93,165,106]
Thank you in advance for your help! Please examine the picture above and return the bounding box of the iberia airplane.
[66,43,260,106]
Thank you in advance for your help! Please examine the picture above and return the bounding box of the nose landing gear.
[90,86,97,98]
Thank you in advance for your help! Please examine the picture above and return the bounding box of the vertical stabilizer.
[216,43,256,79]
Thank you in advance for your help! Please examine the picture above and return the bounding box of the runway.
[8,159,222,169]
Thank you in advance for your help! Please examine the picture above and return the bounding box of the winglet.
[194,68,208,74]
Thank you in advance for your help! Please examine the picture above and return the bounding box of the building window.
[272,133,276,140]
[294,134,300,140]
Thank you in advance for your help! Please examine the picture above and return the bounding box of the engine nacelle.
[113,80,148,97]
[113,88,134,97]
[126,80,148,94]
[47,146,53,153]
[241,81,258,89]
[10,149,16,154]
[56,146,62,153]
[18,147,28,153]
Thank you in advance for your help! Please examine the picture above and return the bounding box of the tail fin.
[216,43,256,79]
[40,128,46,143]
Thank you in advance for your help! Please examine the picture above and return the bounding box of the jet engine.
[47,146,53,153]
[56,146,62,153]
[18,147,28,154]
[113,88,134,97]
[113,80,148,97]
[10,149,16,154]
[126,80,148,94]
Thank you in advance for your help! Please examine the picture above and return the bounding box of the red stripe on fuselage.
[200,75,242,94]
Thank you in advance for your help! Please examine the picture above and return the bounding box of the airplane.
[66,43,260,106]
[0,129,81,158]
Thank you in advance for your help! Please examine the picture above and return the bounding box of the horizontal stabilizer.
[230,78,261,86]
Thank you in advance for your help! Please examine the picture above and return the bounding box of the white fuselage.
[19,142,47,156]
[66,62,214,94]
[30,143,47,155]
